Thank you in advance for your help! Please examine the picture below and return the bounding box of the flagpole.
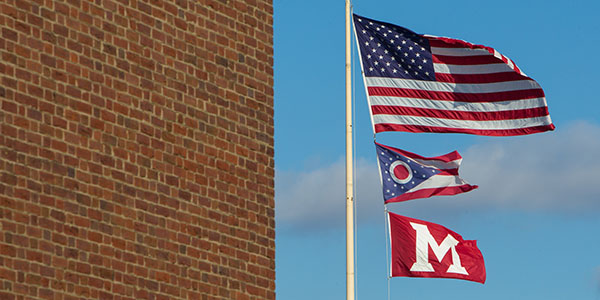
[345,1,355,300]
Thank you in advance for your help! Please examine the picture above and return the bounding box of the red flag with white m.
[388,211,486,283]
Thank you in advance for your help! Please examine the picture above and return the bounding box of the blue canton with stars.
[353,14,435,81]
[375,143,441,202]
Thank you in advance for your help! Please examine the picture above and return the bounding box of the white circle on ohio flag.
[390,160,412,184]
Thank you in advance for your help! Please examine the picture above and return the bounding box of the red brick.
[2,28,18,42]
[0,1,273,299]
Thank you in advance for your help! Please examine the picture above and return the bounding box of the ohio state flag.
[388,212,486,283]
[376,142,477,203]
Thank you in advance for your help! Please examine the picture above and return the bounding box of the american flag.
[353,14,554,136]
[376,142,476,203]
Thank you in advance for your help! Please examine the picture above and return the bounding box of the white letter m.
[409,222,468,275]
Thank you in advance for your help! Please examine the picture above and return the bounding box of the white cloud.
[596,265,600,294]
[276,121,600,229]
[275,157,381,229]
[459,120,600,212]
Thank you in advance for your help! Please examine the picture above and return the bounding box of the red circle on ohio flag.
[390,160,412,184]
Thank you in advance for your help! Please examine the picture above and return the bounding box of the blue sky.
[274,1,600,299]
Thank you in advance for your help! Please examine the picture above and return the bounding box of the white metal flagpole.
[345,1,355,300]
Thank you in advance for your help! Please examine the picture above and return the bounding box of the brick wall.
[0,0,274,299]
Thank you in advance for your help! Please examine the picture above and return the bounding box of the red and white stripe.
[366,35,554,136]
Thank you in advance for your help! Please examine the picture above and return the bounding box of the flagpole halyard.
[384,207,392,300]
